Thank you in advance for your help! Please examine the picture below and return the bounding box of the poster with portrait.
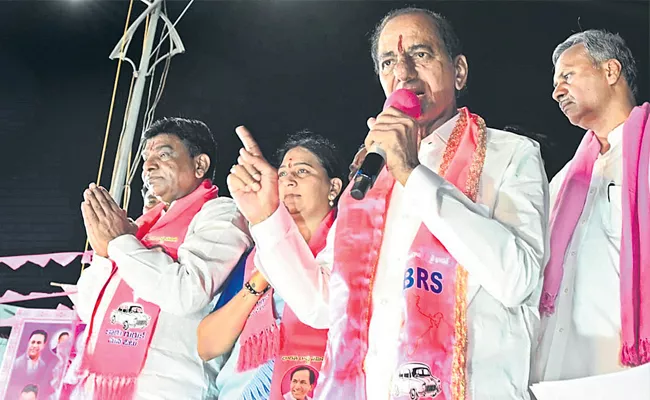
[0,308,82,400]
[280,364,319,400]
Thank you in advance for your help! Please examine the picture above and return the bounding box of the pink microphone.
[383,88,422,119]
[350,89,422,200]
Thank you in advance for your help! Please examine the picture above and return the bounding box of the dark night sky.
[0,0,648,308]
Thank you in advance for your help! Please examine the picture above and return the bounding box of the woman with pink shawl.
[198,131,345,400]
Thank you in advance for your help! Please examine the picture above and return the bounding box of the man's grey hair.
[552,29,637,98]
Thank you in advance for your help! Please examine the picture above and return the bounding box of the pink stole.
[237,210,335,400]
[76,180,218,400]
[541,102,650,366]
[317,108,486,400]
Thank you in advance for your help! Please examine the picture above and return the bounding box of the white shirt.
[251,114,549,399]
[535,124,625,382]
[27,357,40,371]
[73,196,252,400]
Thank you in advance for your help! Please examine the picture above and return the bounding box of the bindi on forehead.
[380,14,442,50]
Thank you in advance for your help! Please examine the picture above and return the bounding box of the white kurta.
[534,124,625,382]
[251,113,549,399]
[73,196,252,400]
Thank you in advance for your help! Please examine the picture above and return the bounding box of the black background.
[0,0,648,309]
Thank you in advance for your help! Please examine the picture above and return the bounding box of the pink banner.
[0,251,93,270]
[0,317,17,328]
[0,308,81,399]
[0,304,74,328]
[0,290,78,305]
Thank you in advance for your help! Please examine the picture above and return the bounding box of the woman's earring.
[328,194,335,207]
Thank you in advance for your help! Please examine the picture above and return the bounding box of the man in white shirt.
[74,117,252,399]
[227,7,548,399]
[534,30,650,390]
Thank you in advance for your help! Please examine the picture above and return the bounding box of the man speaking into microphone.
[227,7,549,399]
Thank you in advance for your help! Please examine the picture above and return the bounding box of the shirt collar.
[597,122,624,161]
[421,112,460,147]
[607,122,624,149]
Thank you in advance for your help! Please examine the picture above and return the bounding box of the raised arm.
[250,205,334,328]
[226,126,334,328]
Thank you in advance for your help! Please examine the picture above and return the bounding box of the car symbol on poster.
[110,302,151,330]
[391,362,442,399]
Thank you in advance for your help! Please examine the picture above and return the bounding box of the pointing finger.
[238,149,261,181]
[238,148,276,176]
[235,126,262,157]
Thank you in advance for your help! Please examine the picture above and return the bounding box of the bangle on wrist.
[244,281,269,297]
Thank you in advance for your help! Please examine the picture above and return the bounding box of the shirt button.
[564,288,569,294]
[589,188,595,194]
[559,328,564,333]
[570,251,577,257]
[380,298,388,306]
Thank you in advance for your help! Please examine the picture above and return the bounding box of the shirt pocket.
[603,184,622,239]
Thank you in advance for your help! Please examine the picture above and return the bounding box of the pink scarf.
[237,209,336,399]
[75,180,218,399]
[541,103,650,366]
[317,108,486,400]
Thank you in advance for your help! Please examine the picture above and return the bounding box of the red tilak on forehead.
[397,34,404,53]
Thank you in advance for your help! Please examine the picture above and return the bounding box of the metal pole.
[109,3,162,203]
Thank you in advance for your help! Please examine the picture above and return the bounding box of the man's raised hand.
[81,183,137,257]
[364,107,422,186]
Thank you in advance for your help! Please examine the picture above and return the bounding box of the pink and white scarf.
[237,209,336,400]
[74,180,218,399]
[541,103,650,366]
[317,107,487,399]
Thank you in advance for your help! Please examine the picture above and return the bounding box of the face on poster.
[0,310,80,400]
[281,365,318,400]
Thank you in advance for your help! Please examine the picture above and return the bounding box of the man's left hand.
[81,183,137,257]
[364,106,422,186]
